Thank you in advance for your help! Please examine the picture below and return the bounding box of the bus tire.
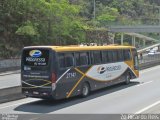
[81,82,90,97]
[125,73,130,85]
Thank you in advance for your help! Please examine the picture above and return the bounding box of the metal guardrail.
[139,53,160,64]
[138,53,160,70]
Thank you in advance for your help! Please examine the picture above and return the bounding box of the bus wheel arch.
[125,72,131,85]
[81,82,90,97]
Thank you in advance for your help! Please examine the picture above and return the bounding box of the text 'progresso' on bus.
[21,45,139,100]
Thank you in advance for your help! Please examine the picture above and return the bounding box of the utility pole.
[93,0,96,44]
[93,0,96,20]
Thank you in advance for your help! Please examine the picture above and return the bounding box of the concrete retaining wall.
[0,59,20,68]
[0,59,20,72]
[0,86,25,103]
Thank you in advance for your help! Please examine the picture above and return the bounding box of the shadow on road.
[14,81,139,113]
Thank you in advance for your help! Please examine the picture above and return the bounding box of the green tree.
[96,3,119,26]
[0,0,86,58]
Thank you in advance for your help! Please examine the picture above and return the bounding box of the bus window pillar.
[121,33,124,45]
[112,34,115,44]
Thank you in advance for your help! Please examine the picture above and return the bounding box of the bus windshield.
[22,49,50,71]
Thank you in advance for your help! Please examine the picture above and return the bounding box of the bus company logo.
[97,66,106,74]
[29,50,42,58]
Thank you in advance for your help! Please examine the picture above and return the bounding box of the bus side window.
[58,53,65,68]
[124,49,131,60]
[58,53,74,68]
[112,50,118,62]
[80,52,89,66]
[92,51,102,64]
[65,53,74,68]
[75,53,80,66]
[117,50,124,61]
[102,51,108,63]
[107,51,113,63]
[75,52,89,66]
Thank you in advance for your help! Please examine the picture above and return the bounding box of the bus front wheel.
[81,82,90,97]
[125,73,130,85]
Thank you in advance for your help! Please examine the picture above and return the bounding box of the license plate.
[33,91,39,95]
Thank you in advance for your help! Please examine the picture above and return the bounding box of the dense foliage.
[0,0,160,58]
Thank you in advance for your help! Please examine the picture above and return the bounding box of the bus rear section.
[21,47,57,99]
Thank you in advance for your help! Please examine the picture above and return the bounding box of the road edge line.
[135,100,160,114]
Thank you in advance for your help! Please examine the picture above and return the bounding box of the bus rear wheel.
[81,82,90,97]
[125,73,130,85]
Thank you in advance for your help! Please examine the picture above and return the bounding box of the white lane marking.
[135,100,160,114]
[136,81,153,87]
[0,99,38,110]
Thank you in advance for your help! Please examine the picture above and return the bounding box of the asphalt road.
[0,66,160,119]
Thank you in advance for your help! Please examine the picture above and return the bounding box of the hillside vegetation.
[0,0,159,58]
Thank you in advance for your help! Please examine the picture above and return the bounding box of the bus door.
[132,49,139,70]
[21,48,56,97]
